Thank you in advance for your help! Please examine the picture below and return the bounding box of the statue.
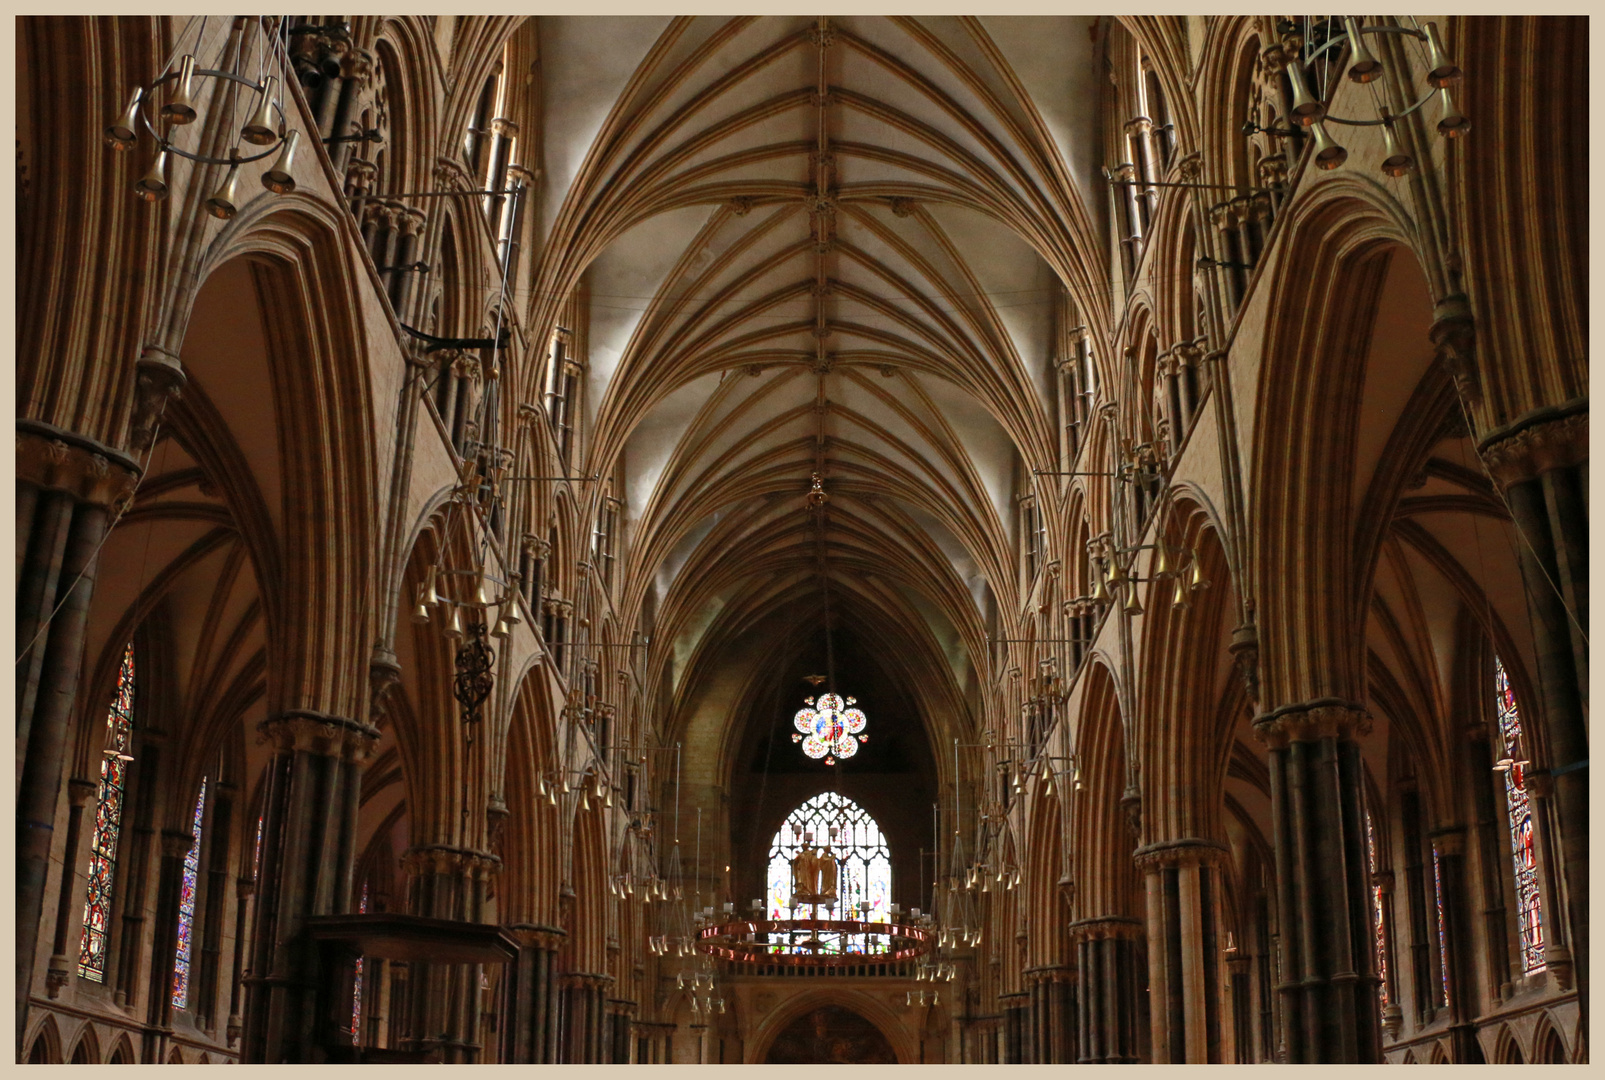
[816,845,839,903]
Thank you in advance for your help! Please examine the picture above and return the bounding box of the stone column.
[15,423,139,1048]
[1430,829,1479,1062]
[1137,839,1226,1063]
[400,846,501,1063]
[558,973,612,1063]
[44,778,99,999]
[1254,701,1381,1063]
[998,991,1027,1063]
[1072,916,1144,1062]
[1478,402,1587,1023]
[502,924,564,1063]
[241,713,379,1063]
[142,828,197,1061]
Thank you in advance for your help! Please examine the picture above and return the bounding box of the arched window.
[766,792,891,926]
[79,642,136,982]
[172,777,208,1008]
[1495,657,1544,973]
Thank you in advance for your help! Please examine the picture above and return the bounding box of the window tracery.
[766,792,891,934]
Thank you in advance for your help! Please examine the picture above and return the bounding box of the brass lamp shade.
[262,129,301,194]
[132,147,171,201]
[1309,118,1348,170]
[106,88,143,149]
[160,55,199,125]
[1343,18,1383,83]
[240,76,280,145]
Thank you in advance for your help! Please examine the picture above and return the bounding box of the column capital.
[506,922,566,949]
[1429,827,1466,859]
[161,829,196,858]
[1523,768,1554,798]
[1132,836,1229,872]
[258,711,380,761]
[1067,915,1144,942]
[17,419,143,509]
[1252,698,1369,748]
[1477,398,1588,488]
[67,777,100,806]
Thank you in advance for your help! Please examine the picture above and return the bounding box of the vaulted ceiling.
[526,16,1110,748]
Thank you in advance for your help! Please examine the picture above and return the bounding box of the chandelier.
[791,692,868,765]
[111,17,303,214]
[695,914,933,970]
[1251,17,1467,175]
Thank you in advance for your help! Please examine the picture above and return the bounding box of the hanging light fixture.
[113,19,300,207]
[1256,18,1468,178]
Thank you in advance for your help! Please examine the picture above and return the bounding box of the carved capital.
[1371,870,1395,894]
[1478,401,1588,489]
[1524,768,1554,799]
[258,710,380,761]
[162,829,197,858]
[490,117,519,139]
[68,777,100,807]
[1177,152,1202,181]
[13,420,142,507]
[1429,828,1465,859]
[1068,915,1145,943]
[1133,837,1229,872]
[1252,698,1370,748]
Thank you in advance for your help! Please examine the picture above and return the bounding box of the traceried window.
[78,642,136,982]
[1496,657,1545,973]
[766,792,891,942]
[1432,850,1449,1007]
[172,778,207,1008]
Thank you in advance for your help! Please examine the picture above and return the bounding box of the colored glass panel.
[1495,657,1545,973]
[791,693,869,764]
[78,643,136,982]
[1433,850,1449,1007]
[766,792,891,953]
[172,778,207,1008]
[352,881,369,1037]
[1366,809,1388,1006]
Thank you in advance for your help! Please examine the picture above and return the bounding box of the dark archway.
[763,1005,898,1065]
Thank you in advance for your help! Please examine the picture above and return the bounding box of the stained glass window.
[1495,657,1545,973]
[1432,849,1449,1007]
[790,693,868,765]
[766,792,891,953]
[1365,809,1388,1006]
[352,880,370,1037]
[252,813,264,880]
[78,642,136,982]
[172,778,207,1008]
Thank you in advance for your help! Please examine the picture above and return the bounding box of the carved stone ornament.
[1251,698,1371,748]
[1429,294,1479,402]
[17,420,142,510]
[129,347,188,458]
[1478,402,1588,490]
